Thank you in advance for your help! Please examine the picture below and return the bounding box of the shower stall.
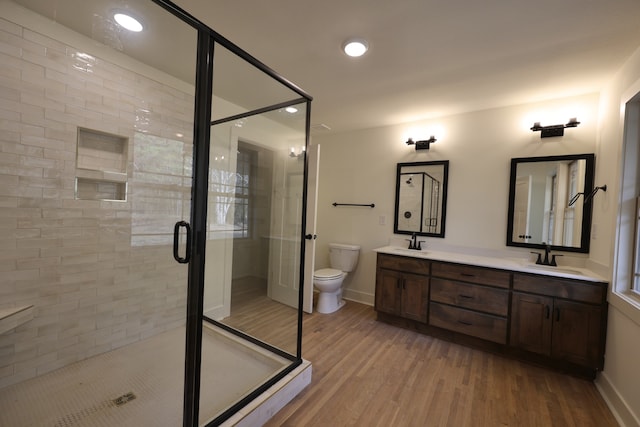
[0,0,312,425]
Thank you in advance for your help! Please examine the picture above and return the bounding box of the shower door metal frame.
[151,1,312,426]
[204,98,311,425]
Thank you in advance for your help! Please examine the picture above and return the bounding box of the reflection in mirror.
[394,161,449,238]
[506,154,595,253]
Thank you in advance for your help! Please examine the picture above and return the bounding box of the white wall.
[313,93,599,305]
[592,45,640,427]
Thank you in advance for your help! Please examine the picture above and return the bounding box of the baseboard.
[222,360,312,426]
[204,304,230,321]
[343,288,374,306]
[595,371,640,427]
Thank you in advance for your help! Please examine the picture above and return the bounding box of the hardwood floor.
[221,277,298,355]
[265,300,618,427]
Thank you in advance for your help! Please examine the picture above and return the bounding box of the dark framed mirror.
[506,153,595,253]
[394,160,449,238]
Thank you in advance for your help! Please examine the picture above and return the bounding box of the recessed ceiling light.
[343,39,368,57]
[114,12,143,32]
[285,106,298,114]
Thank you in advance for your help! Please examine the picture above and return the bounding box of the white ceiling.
[174,0,640,133]
[12,0,640,134]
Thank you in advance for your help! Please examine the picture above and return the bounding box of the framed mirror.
[506,153,595,253]
[394,161,449,238]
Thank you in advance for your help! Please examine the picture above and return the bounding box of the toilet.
[313,243,360,314]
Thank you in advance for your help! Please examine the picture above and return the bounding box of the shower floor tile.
[0,324,290,426]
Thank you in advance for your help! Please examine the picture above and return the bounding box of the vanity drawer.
[377,253,430,275]
[430,278,509,316]
[513,274,607,304]
[432,262,511,289]
[429,302,508,344]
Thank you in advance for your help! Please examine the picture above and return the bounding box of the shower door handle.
[305,234,317,240]
[173,221,192,264]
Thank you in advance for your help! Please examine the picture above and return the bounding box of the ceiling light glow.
[343,39,368,57]
[114,12,143,32]
[285,107,298,114]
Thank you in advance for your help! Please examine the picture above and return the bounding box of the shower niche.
[75,127,128,201]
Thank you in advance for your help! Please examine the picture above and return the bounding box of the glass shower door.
[195,39,311,424]
[0,0,199,426]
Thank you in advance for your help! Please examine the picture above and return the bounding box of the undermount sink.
[390,247,428,256]
[525,264,583,276]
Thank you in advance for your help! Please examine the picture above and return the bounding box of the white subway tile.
[0,17,22,36]
[2,15,195,388]
[13,228,41,239]
[0,248,39,261]
[16,256,59,270]
[0,196,17,208]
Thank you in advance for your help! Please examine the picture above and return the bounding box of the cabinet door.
[551,299,604,368]
[375,269,402,316]
[510,292,553,355]
[401,272,429,323]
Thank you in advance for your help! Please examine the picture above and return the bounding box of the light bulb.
[343,39,368,57]
[114,12,143,32]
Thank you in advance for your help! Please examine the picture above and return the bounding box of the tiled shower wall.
[0,16,195,388]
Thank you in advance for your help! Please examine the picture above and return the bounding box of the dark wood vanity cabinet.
[429,262,511,344]
[374,252,610,378]
[510,273,608,370]
[375,254,429,323]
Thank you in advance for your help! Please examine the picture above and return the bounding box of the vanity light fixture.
[343,39,369,57]
[406,136,437,150]
[113,11,144,32]
[530,117,580,138]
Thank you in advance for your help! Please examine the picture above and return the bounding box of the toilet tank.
[329,243,360,272]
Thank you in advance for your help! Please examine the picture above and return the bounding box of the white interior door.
[303,144,320,313]
[268,148,304,308]
[513,176,531,242]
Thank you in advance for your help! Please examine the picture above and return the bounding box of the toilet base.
[316,292,346,314]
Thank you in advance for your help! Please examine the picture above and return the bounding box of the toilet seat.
[313,268,343,280]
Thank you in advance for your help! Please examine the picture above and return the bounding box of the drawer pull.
[458,294,474,299]
[460,273,475,277]
[545,305,550,319]
[458,320,473,326]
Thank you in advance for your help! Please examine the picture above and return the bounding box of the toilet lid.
[314,268,343,279]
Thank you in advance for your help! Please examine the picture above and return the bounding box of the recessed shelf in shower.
[75,128,128,201]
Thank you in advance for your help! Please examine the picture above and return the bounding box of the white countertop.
[373,246,607,283]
